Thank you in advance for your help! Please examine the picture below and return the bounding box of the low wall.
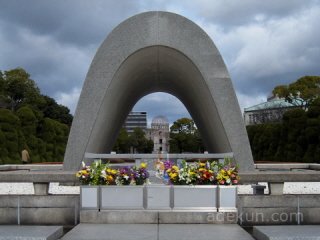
[238,195,320,226]
[0,195,79,226]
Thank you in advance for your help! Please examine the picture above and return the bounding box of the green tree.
[0,67,72,164]
[169,118,205,153]
[40,96,73,126]
[2,68,42,111]
[273,76,320,109]
[128,128,153,153]
[0,109,24,163]
[112,128,130,153]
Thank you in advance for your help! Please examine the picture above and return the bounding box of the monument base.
[80,210,237,224]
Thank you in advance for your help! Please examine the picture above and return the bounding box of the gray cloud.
[0,0,320,123]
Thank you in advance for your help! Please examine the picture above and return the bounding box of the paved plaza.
[61,224,254,240]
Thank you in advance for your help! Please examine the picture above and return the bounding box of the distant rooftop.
[244,96,306,112]
[151,115,169,125]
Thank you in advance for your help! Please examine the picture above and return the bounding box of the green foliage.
[247,104,320,163]
[112,128,153,153]
[112,128,129,153]
[1,68,42,111]
[272,76,320,108]
[0,67,71,164]
[40,96,73,125]
[169,118,205,153]
[129,128,154,153]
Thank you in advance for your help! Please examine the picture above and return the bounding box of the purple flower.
[164,160,174,170]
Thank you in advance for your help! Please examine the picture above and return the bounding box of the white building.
[146,116,170,153]
[244,95,305,125]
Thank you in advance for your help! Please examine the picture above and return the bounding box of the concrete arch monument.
[63,11,254,171]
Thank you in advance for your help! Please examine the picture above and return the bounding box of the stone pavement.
[61,224,254,240]
[0,225,63,240]
[253,225,320,240]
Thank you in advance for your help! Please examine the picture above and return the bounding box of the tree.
[273,76,320,109]
[0,67,72,163]
[169,118,205,153]
[40,96,73,126]
[112,128,130,153]
[128,128,153,153]
[170,117,196,134]
[2,68,41,111]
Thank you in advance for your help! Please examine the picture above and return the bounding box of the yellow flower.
[198,168,205,172]
[107,175,114,181]
[227,170,232,175]
[140,162,147,168]
[76,172,81,177]
[111,169,118,175]
[170,173,178,179]
[81,170,87,174]
[172,166,179,171]
[199,162,205,167]
[220,169,226,174]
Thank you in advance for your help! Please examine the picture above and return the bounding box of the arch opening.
[87,46,231,156]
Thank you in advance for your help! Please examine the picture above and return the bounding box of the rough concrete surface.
[0,226,63,240]
[253,225,320,240]
[62,224,254,240]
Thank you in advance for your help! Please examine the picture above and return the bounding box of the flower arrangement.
[76,160,149,186]
[101,166,118,185]
[216,159,239,185]
[131,162,149,185]
[75,161,92,185]
[157,158,239,186]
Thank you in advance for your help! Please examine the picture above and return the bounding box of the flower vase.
[218,185,237,212]
[173,185,217,211]
[80,186,99,209]
[100,185,145,210]
[146,185,171,210]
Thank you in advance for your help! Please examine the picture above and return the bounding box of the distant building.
[124,111,147,133]
[244,95,305,125]
[146,116,170,153]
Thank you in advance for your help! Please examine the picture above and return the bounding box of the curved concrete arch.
[63,11,254,171]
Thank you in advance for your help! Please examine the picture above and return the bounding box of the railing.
[1,169,320,195]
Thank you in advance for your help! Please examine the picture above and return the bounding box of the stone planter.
[80,186,99,209]
[100,186,145,210]
[146,185,171,210]
[173,185,217,211]
[218,185,237,212]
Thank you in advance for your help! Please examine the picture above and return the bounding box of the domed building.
[147,115,170,153]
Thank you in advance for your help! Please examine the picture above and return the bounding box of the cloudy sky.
[1,0,320,125]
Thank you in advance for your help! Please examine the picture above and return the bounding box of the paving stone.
[0,226,63,240]
[253,225,320,240]
[62,224,254,240]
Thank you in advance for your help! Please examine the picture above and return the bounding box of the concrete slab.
[0,226,63,240]
[61,224,158,240]
[253,226,320,240]
[159,224,254,240]
[62,224,254,240]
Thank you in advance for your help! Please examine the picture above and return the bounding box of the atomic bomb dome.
[151,116,169,126]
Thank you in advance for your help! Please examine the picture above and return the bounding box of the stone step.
[0,225,63,240]
[253,225,320,240]
[80,210,238,224]
[61,224,254,240]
